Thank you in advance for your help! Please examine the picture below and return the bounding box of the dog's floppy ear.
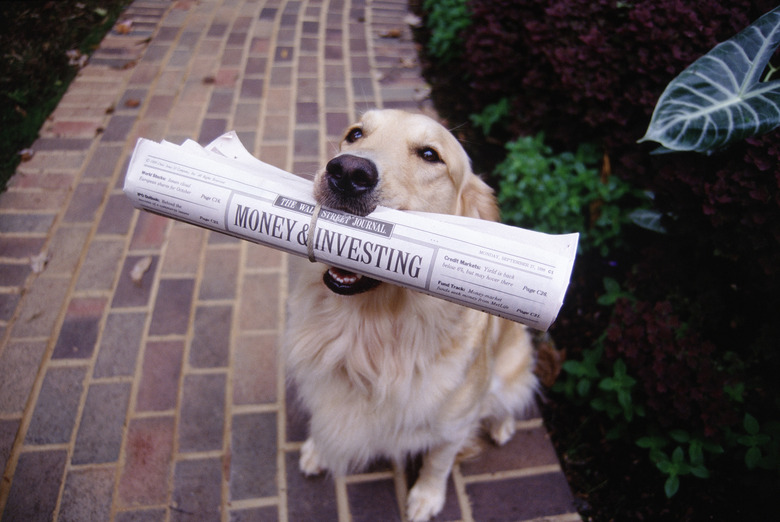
[457,173,500,222]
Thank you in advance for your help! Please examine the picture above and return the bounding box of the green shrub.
[495,133,642,255]
[422,0,472,63]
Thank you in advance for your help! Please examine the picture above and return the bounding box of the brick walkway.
[0,0,580,520]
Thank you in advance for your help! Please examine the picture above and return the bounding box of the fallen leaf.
[18,148,35,161]
[124,98,141,108]
[30,251,50,273]
[380,28,402,38]
[115,19,133,34]
[404,14,423,28]
[130,255,153,286]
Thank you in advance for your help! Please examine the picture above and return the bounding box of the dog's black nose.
[325,155,378,197]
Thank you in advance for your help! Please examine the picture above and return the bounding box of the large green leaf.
[640,6,780,153]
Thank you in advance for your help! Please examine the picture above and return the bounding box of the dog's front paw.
[406,481,446,522]
[488,415,516,446]
[299,438,325,476]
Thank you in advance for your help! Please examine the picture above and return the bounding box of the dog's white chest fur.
[286,279,489,474]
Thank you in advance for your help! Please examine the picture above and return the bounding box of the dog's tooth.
[328,268,361,285]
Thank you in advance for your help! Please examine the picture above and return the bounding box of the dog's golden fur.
[285,109,537,521]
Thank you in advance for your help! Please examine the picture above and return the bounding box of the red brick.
[171,458,223,520]
[148,278,195,336]
[130,211,170,251]
[136,340,184,412]
[347,479,402,522]
[199,248,239,299]
[466,472,577,521]
[178,373,226,452]
[3,450,68,520]
[118,416,175,507]
[59,467,115,521]
[460,425,560,476]
[230,412,278,500]
[285,451,338,521]
[239,273,279,330]
[233,333,277,405]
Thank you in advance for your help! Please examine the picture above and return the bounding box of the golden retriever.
[285,109,538,521]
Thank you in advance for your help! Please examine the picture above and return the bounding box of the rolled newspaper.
[123,132,579,330]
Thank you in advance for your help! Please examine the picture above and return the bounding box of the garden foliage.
[417,0,780,507]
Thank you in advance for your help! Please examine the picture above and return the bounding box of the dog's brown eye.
[346,128,363,143]
[418,147,441,163]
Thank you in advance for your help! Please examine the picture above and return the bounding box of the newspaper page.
[123,132,579,331]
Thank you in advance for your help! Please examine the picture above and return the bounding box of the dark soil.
[0,0,131,191]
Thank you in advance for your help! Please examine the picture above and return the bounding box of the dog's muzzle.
[318,154,382,295]
[321,154,379,217]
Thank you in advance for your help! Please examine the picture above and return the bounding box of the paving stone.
[285,381,309,443]
[0,293,20,322]
[239,273,279,330]
[25,366,87,445]
[118,416,175,507]
[3,449,68,521]
[296,101,319,124]
[0,213,55,234]
[171,458,223,521]
[230,412,277,500]
[262,114,290,141]
[466,472,578,521]
[460,425,562,476]
[130,211,170,250]
[198,117,228,144]
[44,225,91,275]
[97,193,137,235]
[229,506,278,522]
[136,340,184,412]
[102,114,138,142]
[94,312,146,378]
[269,65,292,87]
[294,128,319,157]
[0,187,70,213]
[148,278,195,335]
[190,305,232,368]
[75,238,125,291]
[0,236,47,260]
[52,315,101,360]
[0,418,20,473]
[240,78,265,99]
[347,479,402,522]
[160,225,206,276]
[326,111,349,136]
[0,263,29,287]
[146,94,176,117]
[179,373,226,452]
[10,276,70,338]
[207,90,234,114]
[33,137,95,152]
[233,333,277,405]
[285,450,339,521]
[72,382,132,464]
[58,467,115,521]
[199,248,239,299]
[115,508,167,522]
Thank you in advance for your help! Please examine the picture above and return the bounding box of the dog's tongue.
[323,267,381,295]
